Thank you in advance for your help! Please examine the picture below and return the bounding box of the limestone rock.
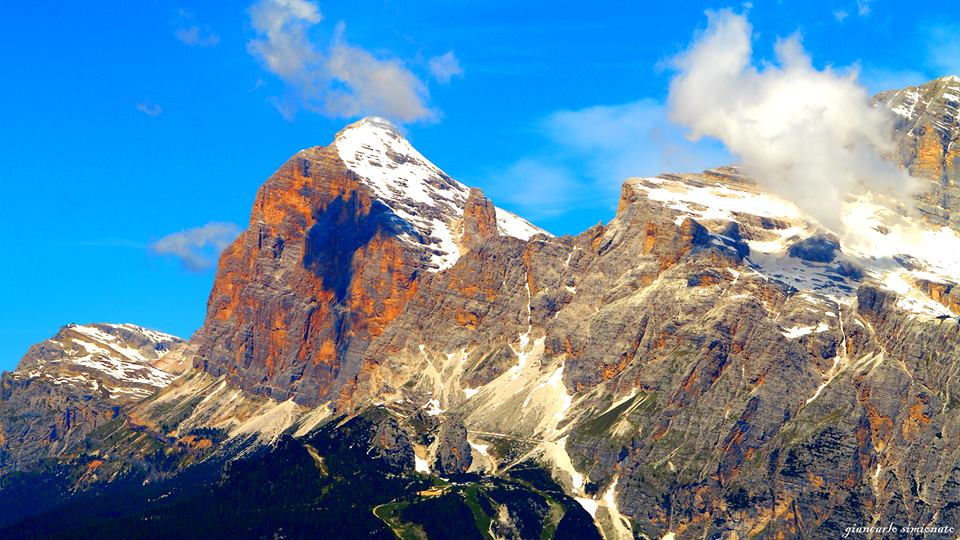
[875,75,960,231]
[0,324,183,472]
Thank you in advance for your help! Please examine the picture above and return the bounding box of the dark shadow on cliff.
[302,192,415,302]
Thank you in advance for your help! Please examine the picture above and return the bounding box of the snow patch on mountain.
[13,323,183,393]
[627,172,960,317]
[334,117,548,271]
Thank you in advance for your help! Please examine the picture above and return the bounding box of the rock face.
[349,165,960,538]
[174,99,960,537]
[458,187,499,251]
[0,324,183,471]
[433,415,472,475]
[191,117,545,408]
[875,75,960,230]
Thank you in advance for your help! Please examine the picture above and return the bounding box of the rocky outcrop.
[787,233,839,262]
[433,416,472,475]
[0,324,183,471]
[458,187,499,251]
[875,75,960,231]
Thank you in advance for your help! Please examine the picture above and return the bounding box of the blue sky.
[2,0,958,370]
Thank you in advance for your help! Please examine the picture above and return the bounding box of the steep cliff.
[192,117,545,408]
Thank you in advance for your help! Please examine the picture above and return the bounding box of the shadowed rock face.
[303,195,411,302]
[191,144,423,407]
[787,234,839,263]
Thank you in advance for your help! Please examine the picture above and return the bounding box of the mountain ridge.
[0,323,184,473]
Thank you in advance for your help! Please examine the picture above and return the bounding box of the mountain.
[874,75,960,230]
[192,116,546,408]
[3,79,960,539]
[0,324,184,471]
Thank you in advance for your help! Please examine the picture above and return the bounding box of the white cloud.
[136,102,162,116]
[247,0,321,80]
[856,0,872,16]
[323,24,434,121]
[543,100,728,187]
[833,9,849,22]
[247,0,435,122]
[150,222,242,271]
[429,51,464,84]
[667,10,918,231]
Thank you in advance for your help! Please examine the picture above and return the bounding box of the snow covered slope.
[626,167,960,319]
[334,117,548,270]
[8,323,184,400]
[1,323,184,471]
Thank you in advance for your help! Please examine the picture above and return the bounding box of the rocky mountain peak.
[9,323,183,398]
[192,116,550,407]
[1,323,184,472]
[332,115,548,271]
[874,75,960,229]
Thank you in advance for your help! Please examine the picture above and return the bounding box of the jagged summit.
[622,168,960,318]
[332,115,548,271]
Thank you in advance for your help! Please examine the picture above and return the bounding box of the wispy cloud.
[150,222,241,271]
[428,51,464,84]
[832,0,872,22]
[492,160,586,219]
[926,25,960,77]
[174,9,219,47]
[668,9,917,231]
[858,66,928,94]
[487,100,730,219]
[247,0,435,123]
[136,101,163,116]
[175,26,220,47]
